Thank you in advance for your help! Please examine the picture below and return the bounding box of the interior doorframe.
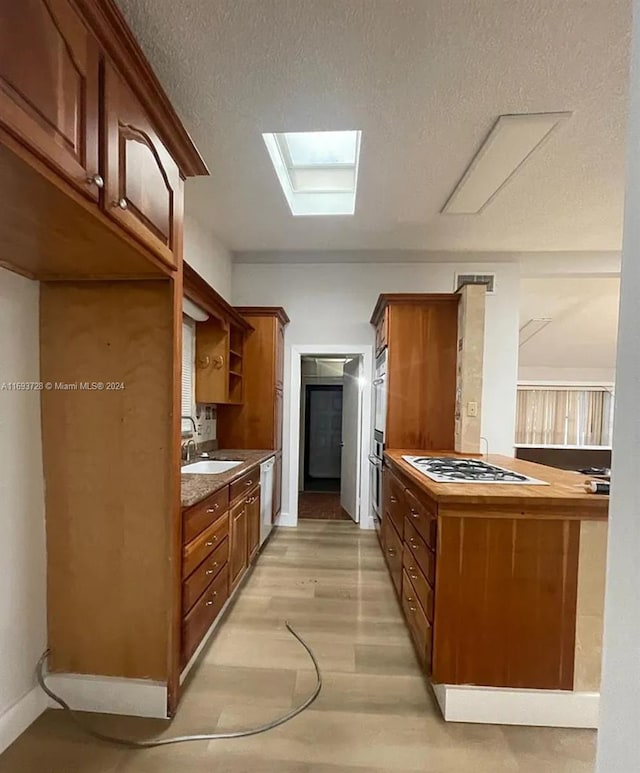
[289,344,374,530]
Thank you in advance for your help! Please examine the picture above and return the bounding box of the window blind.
[515,387,614,447]
[181,317,195,425]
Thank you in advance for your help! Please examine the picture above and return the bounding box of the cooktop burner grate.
[402,456,548,485]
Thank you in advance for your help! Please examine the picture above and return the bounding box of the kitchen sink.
[182,460,242,474]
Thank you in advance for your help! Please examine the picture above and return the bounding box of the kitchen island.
[382,450,608,727]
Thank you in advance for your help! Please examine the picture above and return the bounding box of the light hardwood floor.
[0,520,596,772]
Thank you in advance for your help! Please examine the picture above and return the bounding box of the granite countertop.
[385,450,609,518]
[181,449,275,508]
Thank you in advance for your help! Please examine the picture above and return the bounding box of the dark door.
[304,385,343,492]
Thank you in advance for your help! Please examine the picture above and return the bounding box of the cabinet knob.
[387,548,395,556]
[410,573,418,580]
[407,596,415,603]
[205,592,218,606]
[246,480,253,486]
[207,504,220,513]
[114,197,128,210]
[411,510,419,519]
[205,537,217,547]
[86,173,104,189]
[390,496,397,504]
[408,605,417,613]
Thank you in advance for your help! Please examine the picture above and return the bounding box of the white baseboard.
[432,684,599,728]
[46,674,168,719]
[0,686,48,754]
[276,511,297,527]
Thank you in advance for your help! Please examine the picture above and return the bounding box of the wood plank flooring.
[0,521,596,772]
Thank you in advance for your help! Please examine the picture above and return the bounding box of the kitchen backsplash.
[195,403,217,445]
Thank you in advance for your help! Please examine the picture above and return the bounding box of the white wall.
[518,366,616,383]
[596,1,640,768]
[183,212,232,301]
[232,261,521,518]
[0,269,47,751]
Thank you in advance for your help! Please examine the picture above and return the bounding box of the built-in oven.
[369,429,384,534]
[373,350,387,434]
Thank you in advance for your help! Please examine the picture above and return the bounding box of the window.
[181,316,195,430]
[262,130,362,216]
[515,386,614,447]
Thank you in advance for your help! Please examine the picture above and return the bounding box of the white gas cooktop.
[402,456,548,485]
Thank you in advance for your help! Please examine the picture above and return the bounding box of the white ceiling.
[519,277,620,373]
[117,0,631,255]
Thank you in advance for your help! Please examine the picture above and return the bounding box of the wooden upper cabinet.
[103,62,183,269]
[0,0,101,199]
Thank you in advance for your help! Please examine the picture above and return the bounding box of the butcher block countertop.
[384,450,609,519]
[181,449,275,508]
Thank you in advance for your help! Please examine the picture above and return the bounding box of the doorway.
[297,355,364,522]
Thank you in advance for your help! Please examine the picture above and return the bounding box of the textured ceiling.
[519,277,620,371]
[117,0,631,254]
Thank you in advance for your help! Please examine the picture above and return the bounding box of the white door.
[341,357,361,522]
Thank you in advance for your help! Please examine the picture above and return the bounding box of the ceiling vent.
[455,273,496,294]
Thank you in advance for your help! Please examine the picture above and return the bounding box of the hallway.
[0,521,596,772]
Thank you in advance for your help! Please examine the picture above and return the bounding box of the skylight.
[262,130,362,216]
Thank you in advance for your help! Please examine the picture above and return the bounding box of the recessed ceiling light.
[262,130,362,216]
[442,112,572,215]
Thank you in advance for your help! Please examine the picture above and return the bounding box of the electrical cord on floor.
[36,621,322,749]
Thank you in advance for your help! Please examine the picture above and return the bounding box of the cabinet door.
[272,452,282,523]
[275,320,285,390]
[0,0,100,199]
[247,486,261,563]
[229,499,247,590]
[274,387,283,451]
[104,62,182,269]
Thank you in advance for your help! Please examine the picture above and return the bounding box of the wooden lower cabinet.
[381,515,403,596]
[273,451,282,522]
[229,497,248,591]
[382,457,585,692]
[247,485,261,563]
[180,463,261,668]
[381,462,438,675]
[182,568,228,666]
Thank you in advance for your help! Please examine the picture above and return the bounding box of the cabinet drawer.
[402,545,434,622]
[182,537,229,614]
[230,468,259,503]
[181,568,228,666]
[183,486,230,544]
[382,515,403,597]
[405,488,437,550]
[383,469,406,538]
[401,569,432,670]
[183,512,229,579]
[404,518,436,585]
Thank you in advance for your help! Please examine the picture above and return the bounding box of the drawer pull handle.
[387,548,396,556]
[410,573,418,580]
[408,605,417,613]
[411,510,419,518]
[207,504,220,513]
[390,496,397,504]
[245,480,253,486]
[407,596,415,603]
[205,592,218,606]
[205,537,217,547]
[205,563,219,575]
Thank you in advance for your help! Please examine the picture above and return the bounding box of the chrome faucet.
[184,438,197,462]
[181,416,198,463]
